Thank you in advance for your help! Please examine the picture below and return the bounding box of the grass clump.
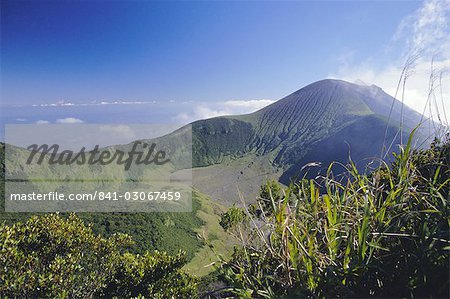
[218,132,449,298]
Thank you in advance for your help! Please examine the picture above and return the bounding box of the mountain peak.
[173,78,429,201]
[255,79,418,123]
[190,78,426,168]
[256,79,374,120]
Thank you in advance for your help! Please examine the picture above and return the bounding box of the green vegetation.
[183,192,236,277]
[0,143,206,261]
[1,142,224,278]
[192,118,255,167]
[79,197,204,259]
[0,213,197,298]
[2,133,447,298]
[218,133,449,298]
[0,199,205,261]
[0,80,447,297]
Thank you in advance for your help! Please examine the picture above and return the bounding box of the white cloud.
[31,100,156,107]
[35,120,50,124]
[55,117,84,124]
[172,99,275,124]
[331,0,450,125]
[411,0,449,52]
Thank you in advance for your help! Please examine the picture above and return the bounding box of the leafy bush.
[78,198,205,259]
[218,133,449,298]
[0,213,197,298]
[0,199,205,261]
[219,206,248,232]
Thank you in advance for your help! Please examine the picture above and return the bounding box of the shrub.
[0,213,197,298]
[220,205,248,232]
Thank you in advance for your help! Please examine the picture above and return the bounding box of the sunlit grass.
[216,130,449,298]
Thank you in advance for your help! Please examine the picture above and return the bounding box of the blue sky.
[1,0,449,125]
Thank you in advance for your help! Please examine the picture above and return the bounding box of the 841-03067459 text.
[9,191,182,201]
